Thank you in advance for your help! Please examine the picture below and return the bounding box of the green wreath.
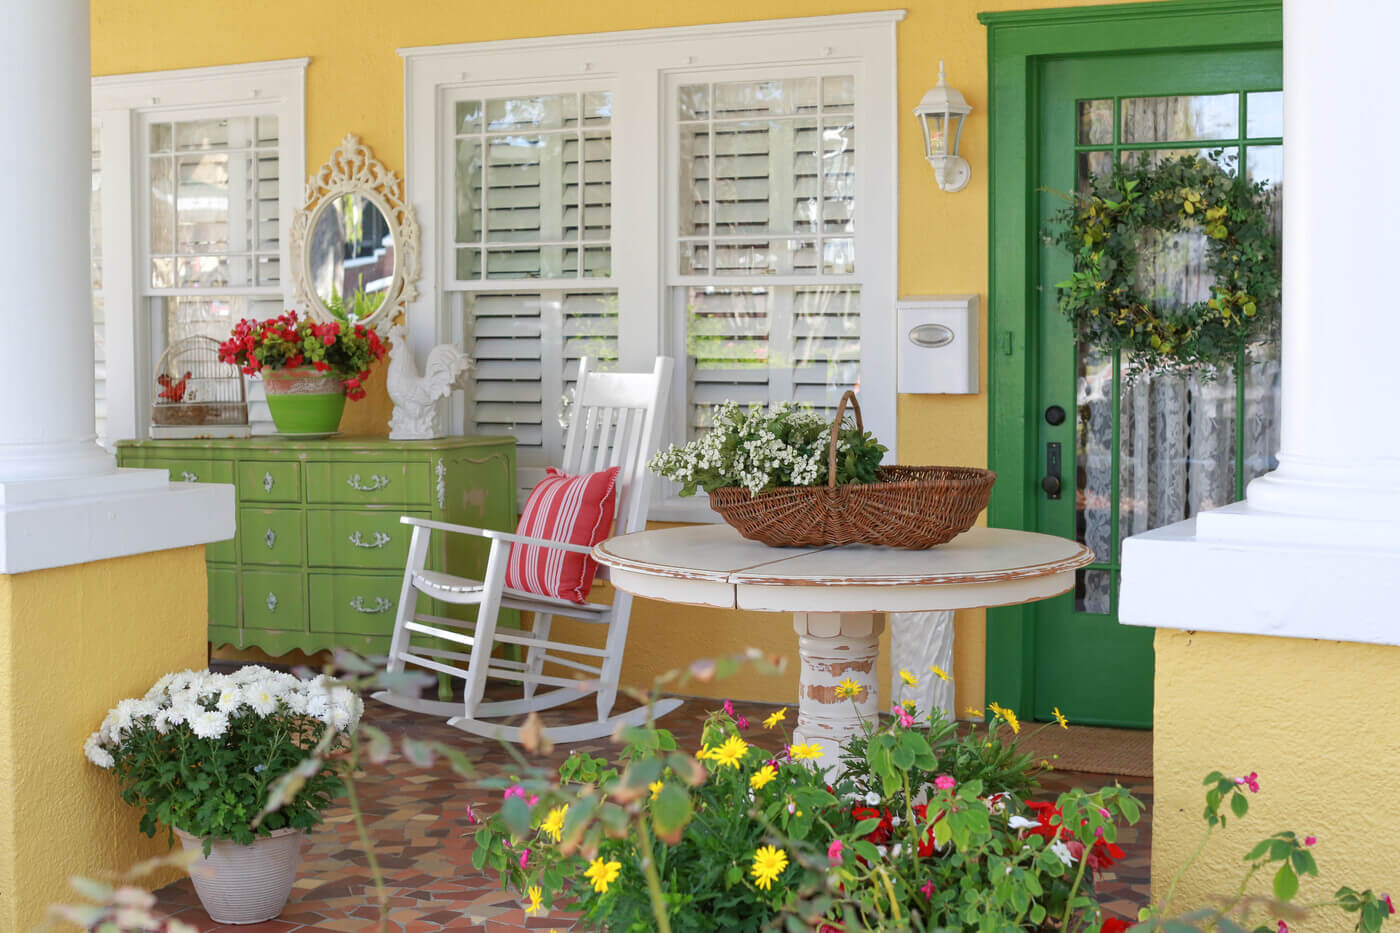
[1052,152,1280,375]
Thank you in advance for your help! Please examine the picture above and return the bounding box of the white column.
[1201,0,1400,534]
[1121,0,1400,645]
[0,0,112,483]
[0,0,236,573]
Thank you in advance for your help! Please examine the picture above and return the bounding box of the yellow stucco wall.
[93,0,1142,711]
[0,546,209,933]
[1153,629,1400,929]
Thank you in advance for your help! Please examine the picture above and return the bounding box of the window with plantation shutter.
[91,60,305,444]
[407,16,897,516]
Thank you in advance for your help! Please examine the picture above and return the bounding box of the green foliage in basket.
[648,400,887,496]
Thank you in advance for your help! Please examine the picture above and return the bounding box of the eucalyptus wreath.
[1051,151,1280,375]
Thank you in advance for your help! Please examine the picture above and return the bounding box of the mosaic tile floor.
[154,686,1153,932]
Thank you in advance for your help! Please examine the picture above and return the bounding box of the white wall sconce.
[914,62,972,192]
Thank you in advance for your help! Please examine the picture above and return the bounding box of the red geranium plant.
[218,310,386,401]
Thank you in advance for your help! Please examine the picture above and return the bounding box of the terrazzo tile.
[151,672,1153,931]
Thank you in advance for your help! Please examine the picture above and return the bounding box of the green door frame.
[979,0,1282,715]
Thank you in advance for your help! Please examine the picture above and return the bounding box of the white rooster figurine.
[385,322,473,440]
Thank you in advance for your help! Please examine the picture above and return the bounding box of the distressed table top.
[594,524,1094,613]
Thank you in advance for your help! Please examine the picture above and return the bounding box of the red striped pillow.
[505,466,621,603]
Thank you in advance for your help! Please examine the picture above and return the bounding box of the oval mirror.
[309,193,394,323]
[289,135,420,334]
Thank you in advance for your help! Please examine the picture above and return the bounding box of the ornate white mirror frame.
[289,134,420,334]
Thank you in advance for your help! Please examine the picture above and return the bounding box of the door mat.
[1005,722,1153,778]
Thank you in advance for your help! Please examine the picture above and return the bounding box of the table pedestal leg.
[792,612,884,769]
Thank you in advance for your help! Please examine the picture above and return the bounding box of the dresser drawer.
[242,570,305,632]
[309,573,403,636]
[238,461,302,503]
[151,458,234,487]
[306,509,426,570]
[239,508,304,566]
[306,461,431,505]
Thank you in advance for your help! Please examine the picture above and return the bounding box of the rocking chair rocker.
[372,356,678,743]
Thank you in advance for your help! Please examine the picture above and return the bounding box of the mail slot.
[896,295,978,394]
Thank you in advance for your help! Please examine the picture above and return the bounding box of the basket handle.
[827,390,864,489]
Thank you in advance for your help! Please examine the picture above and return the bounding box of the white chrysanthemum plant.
[84,666,361,852]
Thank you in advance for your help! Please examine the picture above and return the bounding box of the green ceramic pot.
[261,367,346,436]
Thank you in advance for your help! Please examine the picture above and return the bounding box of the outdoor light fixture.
[914,61,972,192]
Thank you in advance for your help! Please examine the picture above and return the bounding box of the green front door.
[1027,47,1283,727]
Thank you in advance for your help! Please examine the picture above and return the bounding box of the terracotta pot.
[261,366,346,436]
[174,827,305,924]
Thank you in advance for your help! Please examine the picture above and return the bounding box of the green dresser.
[116,436,517,656]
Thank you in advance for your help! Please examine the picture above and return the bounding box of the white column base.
[888,610,955,721]
[0,439,116,486]
[0,469,236,574]
[792,612,884,774]
[1120,516,1400,646]
[1207,454,1400,544]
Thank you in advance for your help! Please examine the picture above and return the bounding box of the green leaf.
[1291,848,1319,877]
[501,794,531,838]
[1273,862,1299,902]
[651,782,693,845]
[1244,839,1273,862]
[1230,791,1249,819]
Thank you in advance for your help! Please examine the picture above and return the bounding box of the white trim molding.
[402,14,903,512]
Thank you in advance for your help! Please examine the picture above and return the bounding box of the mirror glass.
[308,193,394,323]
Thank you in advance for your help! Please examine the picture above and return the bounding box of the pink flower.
[1305,835,1317,846]
[465,804,478,824]
[736,715,750,730]
[723,699,735,717]
[934,774,957,791]
[1099,808,1111,819]
[528,794,539,807]
[519,848,530,868]
[827,839,844,865]
[920,880,935,899]
[892,704,914,728]
[1278,921,1289,933]
[504,786,525,800]
[1384,894,1395,915]
[1234,772,1260,793]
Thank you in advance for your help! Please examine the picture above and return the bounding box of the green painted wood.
[982,0,1281,723]
[115,435,519,657]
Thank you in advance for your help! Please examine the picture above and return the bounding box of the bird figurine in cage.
[150,335,251,438]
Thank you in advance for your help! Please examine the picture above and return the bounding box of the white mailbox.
[896,295,979,394]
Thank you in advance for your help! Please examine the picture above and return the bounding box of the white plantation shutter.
[675,76,860,438]
[450,91,616,490]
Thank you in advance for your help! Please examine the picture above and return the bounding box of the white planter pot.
[174,826,305,924]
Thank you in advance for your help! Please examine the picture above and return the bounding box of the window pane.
[176,153,230,252]
[486,94,579,131]
[1246,145,1283,190]
[150,155,174,258]
[1077,99,1113,145]
[456,100,483,134]
[454,139,482,243]
[1246,91,1282,138]
[821,120,855,234]
[678,84,709,121]
[679,123,710,236]
[1120,94,1238,143]
[578,132,611,241]
[713,119,819,237]
[822,76,854,111]
[712,78,818,117]
[683,285,859,437]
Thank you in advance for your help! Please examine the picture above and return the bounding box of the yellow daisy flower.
[929,665,951,682]
[763,707,787,729]
[585,857,621,894]
[750,764,777,790]
[964,706,985,719]
[751,845,789,890]
[1052,707,1069,730]
[696,745,712,760]
[710,734,749,769]
[902,699,917,712]
[525,885,544,916]
[789,743,824,761]
[649,780,664,800]
[899,668,919,688]
[541,804,568,843]
[989,701,1021,735]
[834,677,863,700]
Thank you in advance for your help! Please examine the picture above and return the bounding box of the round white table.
[593,524,1094,762]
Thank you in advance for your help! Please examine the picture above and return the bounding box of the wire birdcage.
[150,336,251,438]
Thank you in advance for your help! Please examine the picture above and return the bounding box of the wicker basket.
[707,391,996,549]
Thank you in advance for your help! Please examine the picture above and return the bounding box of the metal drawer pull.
[266,592,278,611]
[348,530,391,549]
[180,471,198,482]
[263,471,275,493]
[264,528,277,549]
[346,474,390,492]
[349,596,393,614]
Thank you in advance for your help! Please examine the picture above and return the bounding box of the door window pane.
[1246,91,1283,138]
[1077,99,1113,145]
[1120,94,1239,143]
[1075,345,1113,563]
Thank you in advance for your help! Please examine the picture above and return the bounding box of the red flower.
[851,806,893,844]
[313,360,330,372]
[1101,917,1132,933]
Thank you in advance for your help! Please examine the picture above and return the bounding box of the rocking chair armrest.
[398,516,597,555]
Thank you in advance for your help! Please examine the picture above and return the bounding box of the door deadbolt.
[1045,405,1066,426]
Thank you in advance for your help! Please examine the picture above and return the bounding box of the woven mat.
[1010,723,1153,778]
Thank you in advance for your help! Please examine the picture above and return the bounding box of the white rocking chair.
[372,356,679,743]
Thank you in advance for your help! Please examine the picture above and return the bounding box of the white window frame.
[92,58,307,446]
[402,14,901,520]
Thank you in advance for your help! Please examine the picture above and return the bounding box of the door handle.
[1042,441,1062,499]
